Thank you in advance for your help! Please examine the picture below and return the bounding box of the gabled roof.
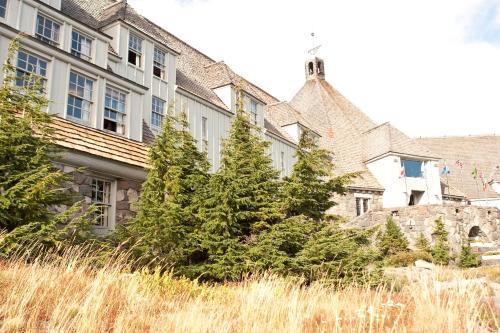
[289,78,383,189]
[417,135,500,200]
[363,122,438,162]
[264,102,319,138]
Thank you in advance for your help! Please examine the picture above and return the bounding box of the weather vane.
[308,32,322,56]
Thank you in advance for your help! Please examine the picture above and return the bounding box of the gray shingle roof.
[417,135,500,200]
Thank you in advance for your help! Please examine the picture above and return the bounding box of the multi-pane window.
[280,151,285,177]
[67,72,93,123]
[153,48,167,79]
[0,0,7,18]
[151,96,165,130]
[71,30,92,61]
[401,159,423,178]
[36,14,60,46]
[202,116,208,151]
[91,179,111,228]
[247,99,258,124]
[355,197,370,217]
[128,33,143,67]
[15,51,48,89]
[104,86,126,134]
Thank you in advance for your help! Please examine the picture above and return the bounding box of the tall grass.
[0,247,498,332]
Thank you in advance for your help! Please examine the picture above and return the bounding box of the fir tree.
[377,217,409,256]
[194,100,282,280]
[458,244,480,268]
[431,217,450,265]
[0,36,69,231]
[120,111,210,269]
[281,130,353,220]
[415,232,431,254]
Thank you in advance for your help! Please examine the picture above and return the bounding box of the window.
[91,179,111,228]
[280,151,285,177]
[151,96,165,130]
[128,33,143,67]
[401,159,423,178]
[0,0,7,18]
[15,51,48,89]
[355,197,370,216]
[153,48,166,79]
[36,14,60,46]
[104,86,126,134]
[247,99,258,124]
[202,116,208,151]
[71,30,92,61]
[67,72,93,123]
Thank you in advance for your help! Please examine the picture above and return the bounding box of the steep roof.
[289,79,382,189]
[417,135,500,200]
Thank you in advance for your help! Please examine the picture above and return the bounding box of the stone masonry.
[348,204,500,252]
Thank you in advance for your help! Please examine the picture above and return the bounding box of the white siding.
[266,133,296,178]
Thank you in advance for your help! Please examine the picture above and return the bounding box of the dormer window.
[71,30,92,61]
[0,0,7,18]
[128,33,143,67]
[36,14,61,46]
[153,48,167,79]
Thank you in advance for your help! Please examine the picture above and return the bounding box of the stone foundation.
[348,204,500,252]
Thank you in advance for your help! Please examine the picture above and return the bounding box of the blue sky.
[129,0,500,137]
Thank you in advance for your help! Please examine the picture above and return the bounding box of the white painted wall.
[266,133,296,178]
[282,123,300,143]
[367,155,443,208]
[470,199,500,210]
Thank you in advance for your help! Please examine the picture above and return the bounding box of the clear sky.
[129,0,500,137]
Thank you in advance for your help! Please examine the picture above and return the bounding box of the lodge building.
[0,0,498,232]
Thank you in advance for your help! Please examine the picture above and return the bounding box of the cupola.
[305,57,325,80]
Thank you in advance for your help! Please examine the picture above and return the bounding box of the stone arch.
[468,226,488,242]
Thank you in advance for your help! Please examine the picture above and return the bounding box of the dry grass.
[0,250,498,333]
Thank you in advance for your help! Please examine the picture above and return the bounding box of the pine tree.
[431,217,450,265]
[377,217,409,256]
[458,245,480,268]
[119,111,210,269]
[415,232,431,254]
[281,130,353,220]
[0,36,69,231]
[194,101,282,280]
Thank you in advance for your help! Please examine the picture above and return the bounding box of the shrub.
[431,217,450,265]
[458,245,480,268]
[377,217,409,256]
[385,251,433,267]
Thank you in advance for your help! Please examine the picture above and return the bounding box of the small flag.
[399,165,406,178]
[441,163,450,175]
[455,160,464,169]
[471,166,478,179]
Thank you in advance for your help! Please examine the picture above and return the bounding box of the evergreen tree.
[293,223,381,286]
[0,36,69,231]
[431,217,450,265]
[194,101,282,280]
[377,217,409,256]
[415,232,431,254]
[458,244,480,268]
[281,130,353,220]
[120,111,210,269]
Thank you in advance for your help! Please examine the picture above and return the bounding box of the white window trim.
[355,194,372,216]
[90,177,116,232]
[128,32,143,68]
[14,49,49,90]
[153,47,167,80]
[0,0,7,21]
[66,71,94,124]
[151,96,166,131]
[104,85,128,135]
[71,29,93,61]
[35,13,62,46]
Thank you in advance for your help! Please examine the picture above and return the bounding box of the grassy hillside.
[0,250,498,332]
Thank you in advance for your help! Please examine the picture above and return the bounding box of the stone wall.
[348,204,500,252]
[330,190,384,220]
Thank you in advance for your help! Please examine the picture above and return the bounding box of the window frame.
[35,13,61,46]
[71,29,93,61]
[401,159,424,178]
[91,178,112,229]
[151,96,165,131]
[0,0,7,19]
[104,86,127,135]
[128,33,143,67]
[355,196,371,216]
[201,116,208,151]
[153,47,167,79]
[66,71,94,124]
[15,50,48,90]
[246,98,258,125]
